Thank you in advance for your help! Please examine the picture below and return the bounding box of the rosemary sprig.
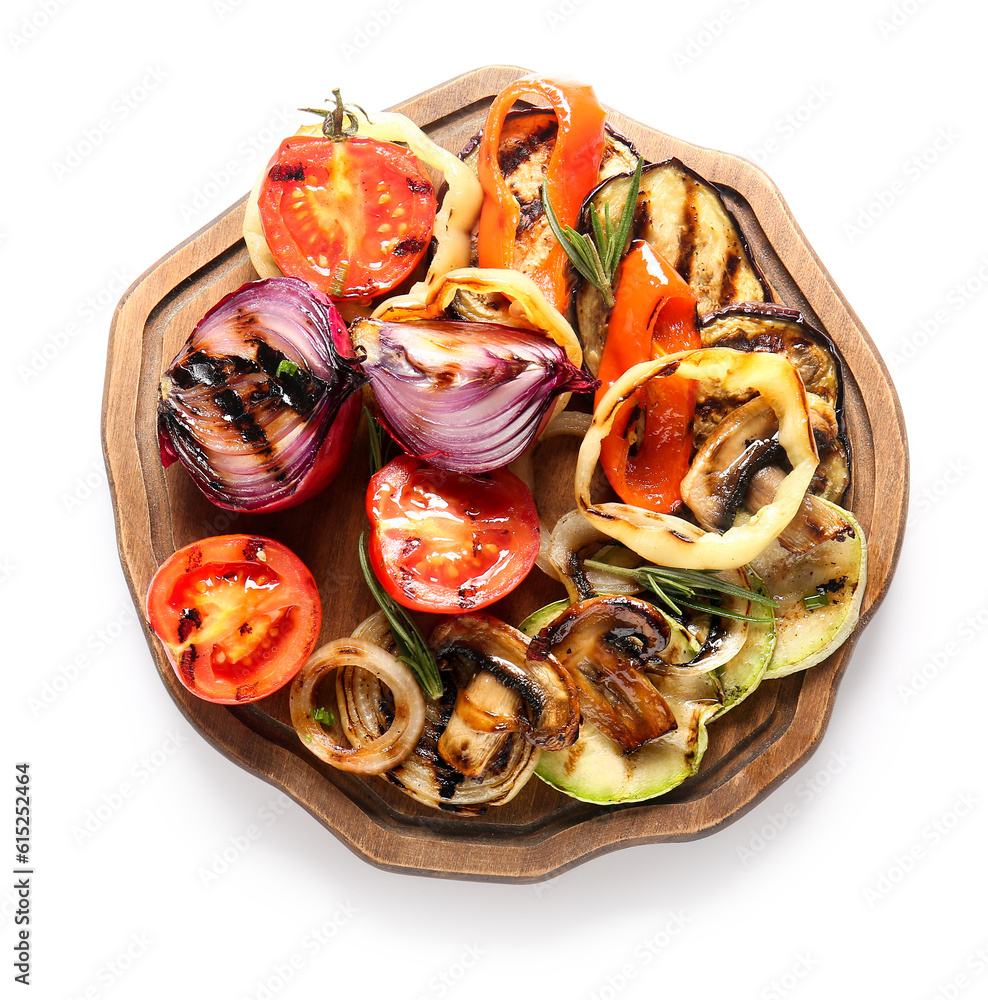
[542,156,643,307]
[358,532,444,699]
[583,558,776,623]
[364,406,395,475]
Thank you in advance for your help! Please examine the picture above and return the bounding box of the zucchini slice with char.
[740,499,867,678]
[456,111,638,322]
[576,158,771,374]
[696,303,850,503]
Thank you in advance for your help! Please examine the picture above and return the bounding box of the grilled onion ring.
[289,637,425,774]
[576,348,818,570]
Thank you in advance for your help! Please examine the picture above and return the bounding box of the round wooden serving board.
[102,66,908,882]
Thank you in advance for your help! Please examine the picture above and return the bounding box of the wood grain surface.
[102,65,908,882]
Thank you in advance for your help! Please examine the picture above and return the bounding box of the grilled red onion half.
[349,318,599,474]
[158,277,365,512]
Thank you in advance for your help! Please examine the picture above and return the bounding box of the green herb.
[364,406,395,476]
[583,558,776,623]
[358,532,444,699]
[275,359,300,380]
[310,706,336,726]
[803,590,829,611]
[542,157,643,308]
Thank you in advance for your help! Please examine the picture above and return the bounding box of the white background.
[5,0,986,997]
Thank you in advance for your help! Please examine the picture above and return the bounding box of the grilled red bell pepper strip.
[476,75,606,314]
[595,241,700,513]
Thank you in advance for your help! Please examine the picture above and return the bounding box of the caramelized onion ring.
[576,349,818,570]
[289,638,425,774]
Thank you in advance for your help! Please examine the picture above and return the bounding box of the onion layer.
[351,318,597,473]
[290,637,425,774]
[158,277,365,512]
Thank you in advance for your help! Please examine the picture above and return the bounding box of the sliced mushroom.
[529,596,677,755]
[681,395,848,555]
[437,671,524,779]
[430,614,580,753]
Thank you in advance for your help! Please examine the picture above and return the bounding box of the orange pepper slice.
[476,75,606,313]
[595,241,700,513]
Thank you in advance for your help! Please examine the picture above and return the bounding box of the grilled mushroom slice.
[681,394,849,555]
[431,614,580,753]
[337,612,540,814]
[528,596,678,754]
[696,303,850,502]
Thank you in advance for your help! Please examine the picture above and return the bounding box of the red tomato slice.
[367,456,539,613]
[258,136,436,299]
[145,535,321,704]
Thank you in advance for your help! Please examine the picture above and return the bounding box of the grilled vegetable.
[594,240,700,513]
[740,499,867,677]
[349,317,597,474]
[459,108,638,323]
[576,348,819,570]
[157,277,365,512]
[697,303,850,501]
[576,159,770,371]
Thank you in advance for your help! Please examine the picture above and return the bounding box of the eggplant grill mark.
[179,645,197,686]
[393,237,427,257]
[177,607,203,643]
[269,162,305,182]
[497,118,558,176]
[405,175,433,195]
[676,176,699,284]
[719,249,742,307]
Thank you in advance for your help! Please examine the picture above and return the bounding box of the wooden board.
[102,65,908,882]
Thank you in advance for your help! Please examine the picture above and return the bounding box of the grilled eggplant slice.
[576,158,771,374]
[456,111,639,322]
[695,303,850,502]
